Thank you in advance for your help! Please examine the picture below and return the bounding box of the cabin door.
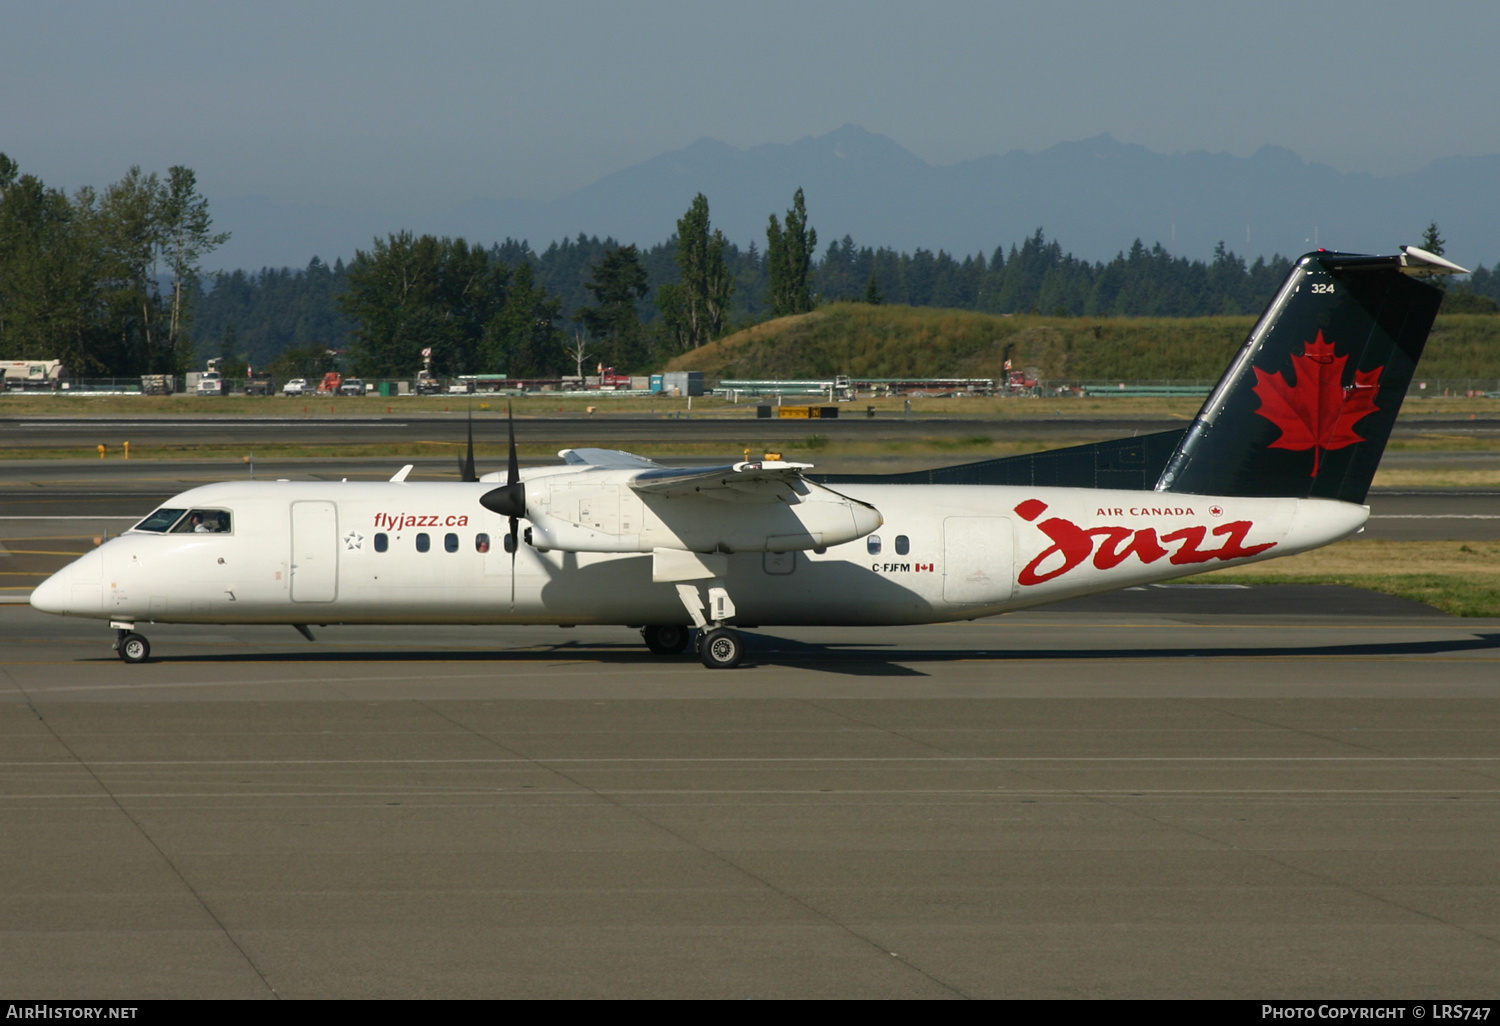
[290,501,339,602]
[942,517,1014,604]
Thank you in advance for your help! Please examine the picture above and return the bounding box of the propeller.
[457,406,478,482]
[478,405,527,608]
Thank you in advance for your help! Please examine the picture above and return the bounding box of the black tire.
[642,624,691,655]
[699,627,743,670]
[118,633,150,664]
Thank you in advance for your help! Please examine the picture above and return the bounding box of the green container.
[378,381,391,397]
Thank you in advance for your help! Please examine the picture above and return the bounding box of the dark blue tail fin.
[1156,247,1460,503]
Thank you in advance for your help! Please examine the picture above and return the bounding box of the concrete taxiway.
[2,602,1498,999]
[3,429,1499,996]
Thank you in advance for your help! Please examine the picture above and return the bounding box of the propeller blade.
[460,406,478,482]
[507,403,519,487]
[481,403,526,523]
[505,406,522,611]
[509,513,518,611]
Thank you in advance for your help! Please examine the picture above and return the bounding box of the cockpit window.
[133,508,187,533]
[171,509,233,534]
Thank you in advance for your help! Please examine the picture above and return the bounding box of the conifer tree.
[575,244,650,370]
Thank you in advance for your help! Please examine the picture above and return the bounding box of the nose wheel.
[115,631,151,664]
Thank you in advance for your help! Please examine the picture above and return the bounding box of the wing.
[558,447,663,469]
[629,460,816,502]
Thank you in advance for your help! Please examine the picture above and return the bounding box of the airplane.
[29,245,1467,668]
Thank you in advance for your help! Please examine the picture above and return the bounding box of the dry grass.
[1371,468,1500,488]
[1199,539,1500,617]
[669,303,1500,384]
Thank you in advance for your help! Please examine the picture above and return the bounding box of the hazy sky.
[2,0,1497,213]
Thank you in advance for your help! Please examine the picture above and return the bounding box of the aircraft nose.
[29,566,71,614]
[30,550,103,616]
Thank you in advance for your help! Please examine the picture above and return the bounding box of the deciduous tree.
[659,193,733,351]
[766,188,817,316]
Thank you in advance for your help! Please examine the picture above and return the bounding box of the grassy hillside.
[668,303,1500,382]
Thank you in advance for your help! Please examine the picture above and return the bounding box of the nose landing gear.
[114,627,151,664]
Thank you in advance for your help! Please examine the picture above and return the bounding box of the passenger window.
[476,533,491,553]
[374,533,388,553]
[444,533,459,553]
[895,535,909,555]
[867,535,882,555]
[134,508,186,532]
[416,533,430,552]
[172,509,232,534]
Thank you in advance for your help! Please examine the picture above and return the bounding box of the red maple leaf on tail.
[1251,330,1382,476]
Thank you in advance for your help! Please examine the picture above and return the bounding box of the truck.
[415,369,443,395]
[244,369,275,396]
[316,372,343,394]
[196,372,227,396]
[2,360,67,391]
[596,366,632,390]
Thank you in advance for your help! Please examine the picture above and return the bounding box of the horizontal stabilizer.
[1399,246,1469,276]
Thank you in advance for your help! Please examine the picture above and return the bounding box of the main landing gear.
[113,625,150,664]
[640,623,745,669]
[697,627,744,670]
[642,624,691,655]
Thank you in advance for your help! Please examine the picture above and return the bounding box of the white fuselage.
[31,477,1367,628]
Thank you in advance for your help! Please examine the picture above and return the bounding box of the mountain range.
[210,125,1500,273]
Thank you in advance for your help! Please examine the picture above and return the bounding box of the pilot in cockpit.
[182,510,230,533]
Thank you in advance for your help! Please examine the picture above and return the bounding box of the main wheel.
[699,627,744,670]
[117,633,150,664]
[642,624,691,655]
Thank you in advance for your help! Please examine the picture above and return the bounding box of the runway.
[2,603,1498,998]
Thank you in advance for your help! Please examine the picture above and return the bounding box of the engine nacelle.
[523,479,882,554]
